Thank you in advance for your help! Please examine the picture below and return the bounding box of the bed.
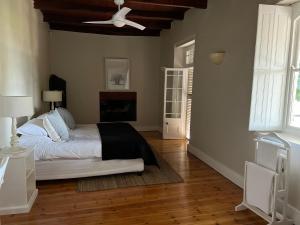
[18,75,157,180]
[19,123,157,180]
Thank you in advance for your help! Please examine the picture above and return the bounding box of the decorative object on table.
[209,51,225,65]
[0,96,34,153]
[105,58,130,90]
[43,90,62,110]
[84,0,146,30]
[0,149,38,215]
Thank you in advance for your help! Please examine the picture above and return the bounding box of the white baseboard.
[187,144,300,225]
[187,144,244,188]
[133,126,161,132]
[157,127,163,133]
[288,204,300,225]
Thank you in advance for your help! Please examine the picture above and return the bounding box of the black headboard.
[49,74,67,108]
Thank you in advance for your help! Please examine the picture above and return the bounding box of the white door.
[163,68,188,139]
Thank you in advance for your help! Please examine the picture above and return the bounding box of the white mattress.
[19,124,102,160]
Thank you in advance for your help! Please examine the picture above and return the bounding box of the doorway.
[162,39,195,140]
[175,39,195,140]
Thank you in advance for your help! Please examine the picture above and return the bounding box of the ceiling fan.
[84,0,146,30]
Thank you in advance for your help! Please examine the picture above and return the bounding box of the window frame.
[284,15,300,135]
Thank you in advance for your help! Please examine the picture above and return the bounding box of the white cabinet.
[0,149,38,215]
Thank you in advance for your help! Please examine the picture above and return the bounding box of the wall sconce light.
[209,51,226,65]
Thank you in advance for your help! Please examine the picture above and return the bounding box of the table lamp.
[43,90,62,110]
[0,96,34,153]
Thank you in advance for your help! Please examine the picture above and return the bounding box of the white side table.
[0,149,38,215]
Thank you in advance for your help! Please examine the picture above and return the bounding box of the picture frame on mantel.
[105,58,130,90]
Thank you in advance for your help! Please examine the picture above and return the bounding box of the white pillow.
[37,113,47,119]
[43,117,61,142]
[56,108,76,129]
[17,119,48,137]
[45,110,70,141]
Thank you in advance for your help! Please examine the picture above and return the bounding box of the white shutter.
[249,4,292,131]
[186,67,193,139]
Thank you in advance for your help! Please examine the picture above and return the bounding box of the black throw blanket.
[97,123,158,166]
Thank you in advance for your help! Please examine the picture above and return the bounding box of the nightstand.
[0,149,38,215]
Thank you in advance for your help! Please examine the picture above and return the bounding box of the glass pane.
[290,72,300,128]
[167,70,175,75]
[177,76,183,88]
[166,89,182,101]
[167,76,174,88]
[166,75,183,89]
[166,114,181,118]
[166,102,181,114]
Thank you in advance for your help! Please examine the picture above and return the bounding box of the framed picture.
[105,58,130,90]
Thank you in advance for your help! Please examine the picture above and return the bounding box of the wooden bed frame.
[36,158,144,180]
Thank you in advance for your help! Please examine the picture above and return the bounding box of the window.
[185,46,194,65]
[288,19,300,129]
[289,69,300,128]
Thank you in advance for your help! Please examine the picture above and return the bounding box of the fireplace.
[100,92,137,122]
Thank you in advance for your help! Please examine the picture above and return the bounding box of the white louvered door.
[186,67,193,139]
[249,4,292,131]
[163,68,188,139]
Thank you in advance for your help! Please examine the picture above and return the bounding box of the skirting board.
[0,189,38,216]
[187,144,300,225]
[187,144,244,188]
[133,126,162,132]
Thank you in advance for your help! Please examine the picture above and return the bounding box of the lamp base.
[0,146,27,155]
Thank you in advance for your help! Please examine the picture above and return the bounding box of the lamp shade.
[43,91,62,102]
[0,96,34,118]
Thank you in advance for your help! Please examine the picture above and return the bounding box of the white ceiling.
[277,0,300,5]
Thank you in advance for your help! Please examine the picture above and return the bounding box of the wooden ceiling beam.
[49,22,161,36]
[34,0,207,9]
[43,11,172,29]
[34,0,187,20]
[126,0,207,8]
[41,8,182,21]
[34,0,207,36]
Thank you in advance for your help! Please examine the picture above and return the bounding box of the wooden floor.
[2,132,264,225]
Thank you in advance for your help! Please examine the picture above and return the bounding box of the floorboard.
[2,132,264,225]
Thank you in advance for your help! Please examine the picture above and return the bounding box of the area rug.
[77,154,183,192]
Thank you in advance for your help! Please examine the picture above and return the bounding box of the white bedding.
[19,124,102,160]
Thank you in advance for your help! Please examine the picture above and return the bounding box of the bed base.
[35,158,144,180]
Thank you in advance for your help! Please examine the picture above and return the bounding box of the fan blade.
[84,20,113,24]
[123,19,146,30]
[115,7,131,19]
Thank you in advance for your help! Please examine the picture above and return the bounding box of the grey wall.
[160,0,300,213]
[0,0,50,147]
[50,31,161,129]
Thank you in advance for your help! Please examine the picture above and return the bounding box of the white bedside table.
[0,149,38,215]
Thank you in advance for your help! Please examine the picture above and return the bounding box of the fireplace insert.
[100,92,137,122]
